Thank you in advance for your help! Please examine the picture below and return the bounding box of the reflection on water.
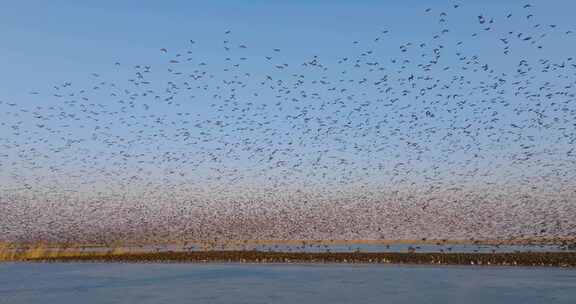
[0,263,575,304]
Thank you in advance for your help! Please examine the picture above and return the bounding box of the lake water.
[0,263,574,303]
[29,243,572,255]
[219,243,571,253]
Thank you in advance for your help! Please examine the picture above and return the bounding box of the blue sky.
[1,0,572,91]
[1,0,575,194]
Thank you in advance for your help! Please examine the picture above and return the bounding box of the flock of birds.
[0,2,575,246]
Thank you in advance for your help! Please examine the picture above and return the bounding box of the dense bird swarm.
[1,2,575,245]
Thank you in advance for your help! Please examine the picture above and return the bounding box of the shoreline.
[2,237,574,248]
[6,251,576,268]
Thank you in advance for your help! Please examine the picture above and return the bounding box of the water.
[1,263,574,303]
[26,243,571,255]
[237,243,570,253]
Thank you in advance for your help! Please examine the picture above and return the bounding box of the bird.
[1,0,575,252]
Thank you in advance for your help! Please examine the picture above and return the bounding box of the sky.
[1,0,575,196]
[0,0,573,92]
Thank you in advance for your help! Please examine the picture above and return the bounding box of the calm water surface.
[0,263,574,304]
